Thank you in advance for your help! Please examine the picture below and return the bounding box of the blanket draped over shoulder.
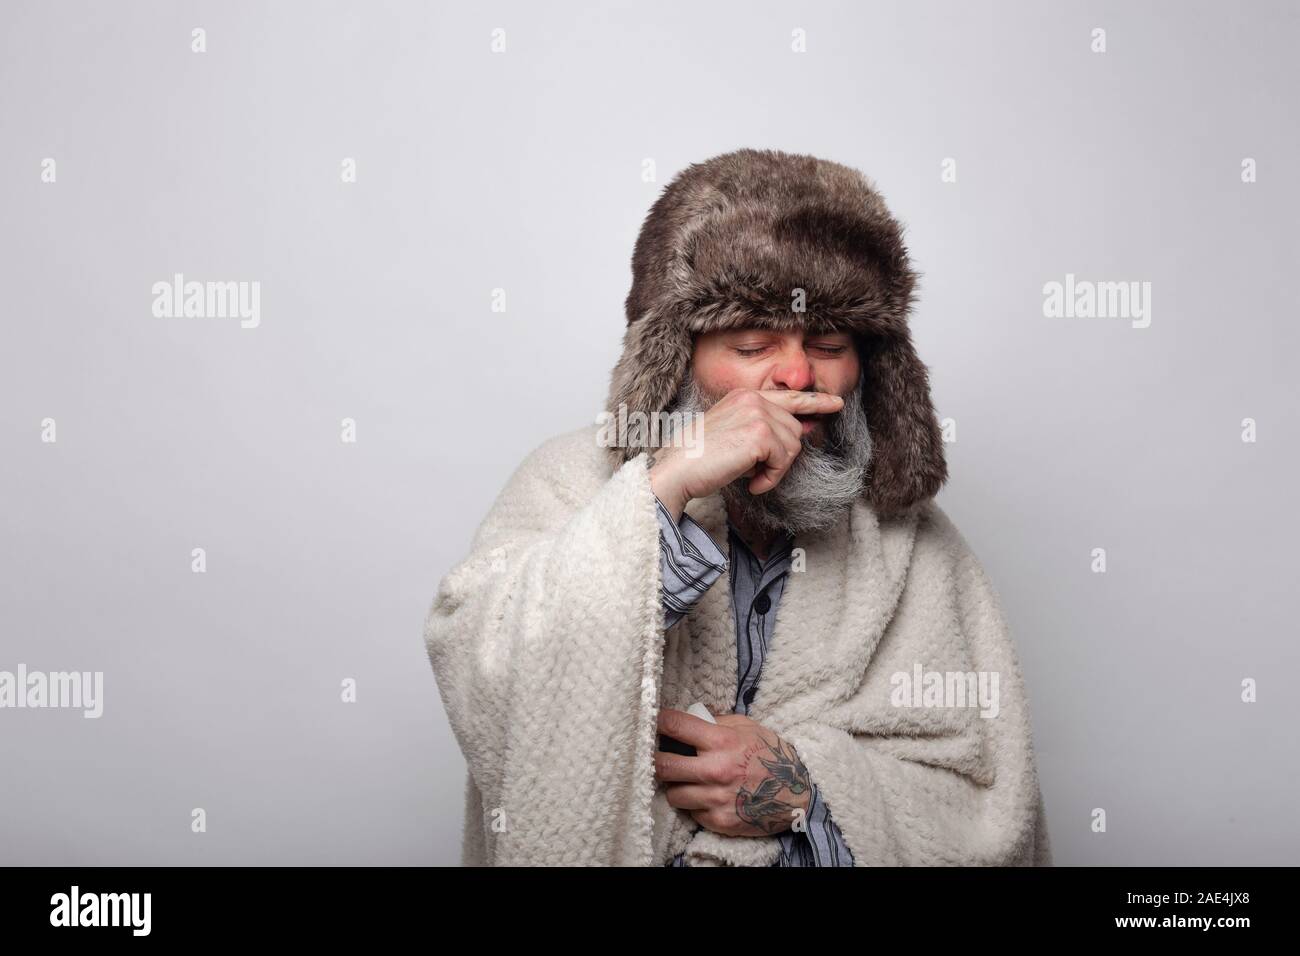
[424,424,1052,867]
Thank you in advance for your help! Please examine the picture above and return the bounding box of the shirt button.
[754,592,771,614]
[743,687,757,705]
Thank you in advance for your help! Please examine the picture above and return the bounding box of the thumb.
[748,468,779,495]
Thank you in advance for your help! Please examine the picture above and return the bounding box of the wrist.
[648,454,689,521]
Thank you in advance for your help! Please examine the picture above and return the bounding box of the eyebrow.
[724,328,852,341]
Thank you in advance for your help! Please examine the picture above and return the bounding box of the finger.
[654,749,725,784]
[662,782,721,811]
[755,390,846,415]
[748,430,800,495]
[749,460,788,495]
[657,707,728,750]
[741,436,797,481]
[766,410,805,454]
[754,400,810,463]
[762,397,835,452]
[747,450,785,495]
[756,400,804,445]
[689,808,732,834]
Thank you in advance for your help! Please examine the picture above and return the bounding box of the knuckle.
[717,760,745,787]
[704,761,732,787]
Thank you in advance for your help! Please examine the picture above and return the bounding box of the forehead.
[710,324,855,339]
[707,327,857,345]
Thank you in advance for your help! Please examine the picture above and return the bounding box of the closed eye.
[732,346,848,357]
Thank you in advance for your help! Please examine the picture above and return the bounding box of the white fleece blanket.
[424,424,1052,867]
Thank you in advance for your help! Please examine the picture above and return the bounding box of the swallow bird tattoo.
[735,735,812,834]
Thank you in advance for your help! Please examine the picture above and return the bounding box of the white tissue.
[686,701,716,724]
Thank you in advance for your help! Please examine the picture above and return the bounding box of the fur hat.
[603,147,947,518]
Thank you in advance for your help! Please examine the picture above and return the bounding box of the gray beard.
[664,371,873,537]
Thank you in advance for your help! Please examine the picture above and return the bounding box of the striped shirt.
[657,495,855,867]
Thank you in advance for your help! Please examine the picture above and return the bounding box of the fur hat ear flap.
[601,305,695,473]
[855,332,948,517]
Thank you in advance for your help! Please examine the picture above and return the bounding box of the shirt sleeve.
[655,495,728,629]
[781,782,856,866]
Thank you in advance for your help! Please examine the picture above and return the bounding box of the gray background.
[2,0,1296,865]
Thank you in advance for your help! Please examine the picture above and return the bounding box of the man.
[424,147,1052,867]
[649,338,872,867]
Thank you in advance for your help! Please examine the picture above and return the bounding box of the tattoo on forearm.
[735,735,810,834]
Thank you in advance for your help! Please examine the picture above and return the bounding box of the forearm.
[655,494,727,630]
[424,452,666,865]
